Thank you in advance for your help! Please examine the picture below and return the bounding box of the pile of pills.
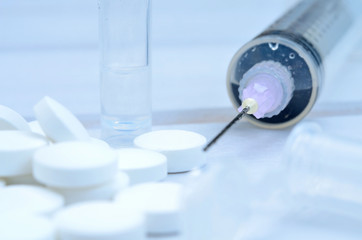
[0,97,206,239]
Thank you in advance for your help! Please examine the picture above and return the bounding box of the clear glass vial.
[99,0,152,147]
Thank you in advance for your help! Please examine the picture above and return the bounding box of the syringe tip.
[203,106,251,152]
[240,98,258,115]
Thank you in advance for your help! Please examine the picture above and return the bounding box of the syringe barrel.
[227,0,359,129]
[263,0,354,59]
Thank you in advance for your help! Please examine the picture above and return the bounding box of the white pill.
[34,96,90,142]
[134,130,206,173]
[0,104,30,131]
[117,148,167,185]
[0,213,56,240]
[114,182,184,234]
[55,201,146,240]
[5,174,42,186]
[50,171,129,205]
[30,120,108,148]
[0,178,5,187]
[29,120,47,137]
[0,185,64,216]
[90,137,110,148]
[33,141,118,188]
[0,131,48,177]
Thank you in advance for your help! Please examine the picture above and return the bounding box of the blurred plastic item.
[284,121,362,220]
[182,161,289,240]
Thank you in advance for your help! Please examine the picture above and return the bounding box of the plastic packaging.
[284,122,362,220]
[182,161,289,240]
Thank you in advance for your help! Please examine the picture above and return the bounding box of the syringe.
[204,0,361,151]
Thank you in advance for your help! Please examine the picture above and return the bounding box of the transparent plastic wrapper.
[283,122,362,231]
[99,0,152,147]
[181,161,290,240]
[184,120,362,239]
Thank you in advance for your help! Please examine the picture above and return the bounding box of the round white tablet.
[55,201,145,240]
[0,178,5,187]
[114,182,184,234]
[33,141,118,188]
[134,130,206,173]
[5,174,42,186]
[34,96,90,142]
[117,148,167,185]
[50,171,129,205]
[0,185,64,216]
[90,137,110,148]
[0,105,30,131]
[30,120,108,148]
[0,213,55,240]
[0,131,48,177]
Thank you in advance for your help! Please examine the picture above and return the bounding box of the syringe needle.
[203,107,249,152]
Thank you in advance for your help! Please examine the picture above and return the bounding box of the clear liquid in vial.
[100,66,151,147]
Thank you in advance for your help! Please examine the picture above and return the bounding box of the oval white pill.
[0,105,30,131]
[5,174,42,186]
[117,148,167,185]
[50,171,129,205]
[33,141,118,188]
[30,120,108,148]
[134,130,206,173]
[0,213,56,240]
[0,131,48,177]
[0,185,64,216]
[55,201,145,240]
[90,137,110,148]
[114,182,184,234]
[34,96,90,142]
